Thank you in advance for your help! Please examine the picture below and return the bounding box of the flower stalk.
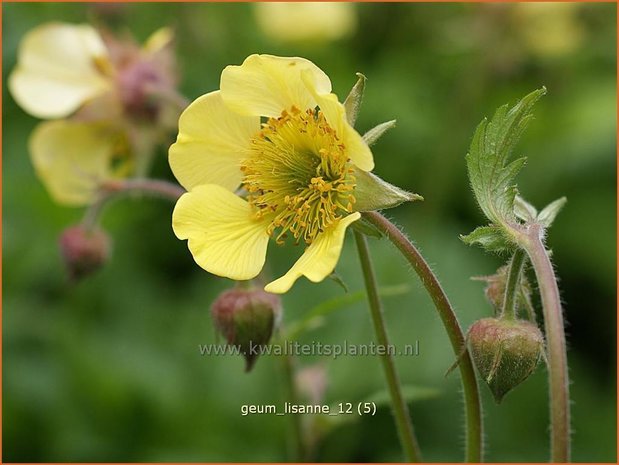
[101,178,186,200]
[354,230,422,462]
[518,224,570,462]
[82,178,185,230]
[501,249,526,320]
[363,211,483,463]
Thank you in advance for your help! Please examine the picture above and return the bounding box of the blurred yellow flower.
[30,120,130,205]
[9,22,175,120]
[512,3,584,58]
[254,2,357,43]
[9,22,177,206]
[170,54,373,293]
[9,23,112,119]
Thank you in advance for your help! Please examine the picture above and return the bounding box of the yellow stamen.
[241,107,356,244]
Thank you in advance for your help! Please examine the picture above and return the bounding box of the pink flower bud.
[211,287,282,372]
[117,58,168,120]
[59,225,110,281]
[480,266,508,311]
[467,317,544,403]
[101,30,177,122]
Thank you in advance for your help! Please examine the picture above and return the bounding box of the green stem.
[81,194,110,231]
[354,231,422,462]
[363,211,483,463]
[280,352,305,461]
[520,225,570,462]
[501,249,526,320]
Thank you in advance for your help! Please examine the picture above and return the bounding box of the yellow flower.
[8,23,113,119]
[254,3,357,43]
[9,22,176,206]
[9,22,175,120]
[29,120,132,205]
[512,3,584,58]
[170,54,374,293]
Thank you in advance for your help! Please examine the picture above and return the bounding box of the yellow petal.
[29,120,121,206]
[342,122,375,172]
[142,27,174,54]
[170,91,259,191]
[8,22,112,119]
[301,71,374,171]
[172,184,270,280]
[220,54,331,117]
[265,212,360,294]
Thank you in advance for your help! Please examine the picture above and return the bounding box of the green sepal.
[363,120,397,146]
[327,271,349,293]
[344,73,366,126]
[354,169,422,212]
[514,195,566,228]
[537,197,567,228]
[514,195,538,222]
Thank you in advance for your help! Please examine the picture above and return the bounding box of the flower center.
[241,106,356,245]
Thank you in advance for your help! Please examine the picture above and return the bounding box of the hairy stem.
[363,211,483,463]
[520,225,570,461]
[102,178,186,200]
[520,288,538,324]
[501,249,526,320]
[354,231,422,462]
[82,178,185,230]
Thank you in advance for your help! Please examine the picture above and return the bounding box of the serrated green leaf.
[460,225,515,253]
[466,88,546,228]
[363,120,396,146]
[537,197,567,228]
[344,73,366,126]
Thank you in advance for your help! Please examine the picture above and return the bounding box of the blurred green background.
[3,2,616,462]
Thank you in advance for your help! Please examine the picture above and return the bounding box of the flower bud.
[117,57,169,120]
[467,317,544,403]
[101,28,177,122]
[476,266,508,311]
[59,225,111,281]
[211,287,282,372]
